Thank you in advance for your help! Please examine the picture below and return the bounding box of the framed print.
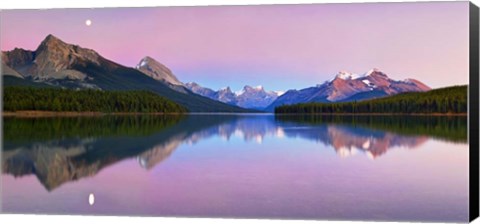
[1,1,479,223]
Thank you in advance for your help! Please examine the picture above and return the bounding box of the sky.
[0,2,470,92]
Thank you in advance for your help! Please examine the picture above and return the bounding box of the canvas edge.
[0,9,4,214]
[469,1,480,222]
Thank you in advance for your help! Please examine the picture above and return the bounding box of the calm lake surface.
[1,114,469,222]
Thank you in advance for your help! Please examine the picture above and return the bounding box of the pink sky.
[0,2,469,91]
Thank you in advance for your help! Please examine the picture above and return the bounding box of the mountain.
[135,56,188,93]
[185,82,216,98]
[185,83,238,105]
[1,34,251,112]
[3,35,100,84]
[1,49,35,78]
[215,87,238,105]
[235,85,280,109]
[185,83,281,110]
[136,56,182,86]
[1,62,24,79]
[265,69,430,111]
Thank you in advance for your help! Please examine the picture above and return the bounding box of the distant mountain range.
[185,83,282,110]
[131,56,430,111]
[1,34,431,112]
[133,56,283,110]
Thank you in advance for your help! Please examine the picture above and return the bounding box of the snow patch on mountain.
[364,68,381,76]
[274,91,285,96]
[336,71,361,80]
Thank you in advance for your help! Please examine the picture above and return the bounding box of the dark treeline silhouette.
[275,114,467,143]
[3,115,185,144]
[3,86,187,113]
[275,85,467,114]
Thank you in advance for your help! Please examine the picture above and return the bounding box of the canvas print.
[0,1,476,222]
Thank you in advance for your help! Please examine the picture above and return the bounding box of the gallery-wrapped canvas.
[1,1,479,223]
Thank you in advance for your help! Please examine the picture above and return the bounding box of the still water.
[1,114,469,222]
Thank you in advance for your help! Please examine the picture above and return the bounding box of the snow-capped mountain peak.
[334,68,385,81]
[235,85,267,96]
[135,56,183,86]
[274,91,285,96]
[243,85,264,91]
[136,57,149,69]
[335,71,361,80]
[364,68,381,76]
[254,85,263,90]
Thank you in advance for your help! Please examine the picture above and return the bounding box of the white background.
[0,0,479,223]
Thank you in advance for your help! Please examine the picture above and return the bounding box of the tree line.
[275,85,467,114]
[4,115,184,143]
[3,86,187,113]
[275,114,467,143]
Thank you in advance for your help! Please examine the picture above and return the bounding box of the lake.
[1,114,469,222]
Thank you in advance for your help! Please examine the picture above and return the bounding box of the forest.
[275,114,467,143]
[275,85,467,114]
[3,115,184,143]
[3,86,187,113]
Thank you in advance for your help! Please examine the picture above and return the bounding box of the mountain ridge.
[2,34,432,113]
[1,34,253,113]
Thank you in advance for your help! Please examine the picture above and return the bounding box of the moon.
[88,193,95,205]
[85,19,92,26]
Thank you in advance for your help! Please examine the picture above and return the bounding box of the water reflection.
[275,115,467,143]
[2,114,467,191]
[282,125,429,159]
[276,115,467,159]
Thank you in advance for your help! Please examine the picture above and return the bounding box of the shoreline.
[274,112,468,117]
[1,111,184,117]
[1,110,468,117]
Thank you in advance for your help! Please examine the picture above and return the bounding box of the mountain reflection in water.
[2,114,467,191]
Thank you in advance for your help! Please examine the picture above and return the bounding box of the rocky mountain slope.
[135,56,188,93]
